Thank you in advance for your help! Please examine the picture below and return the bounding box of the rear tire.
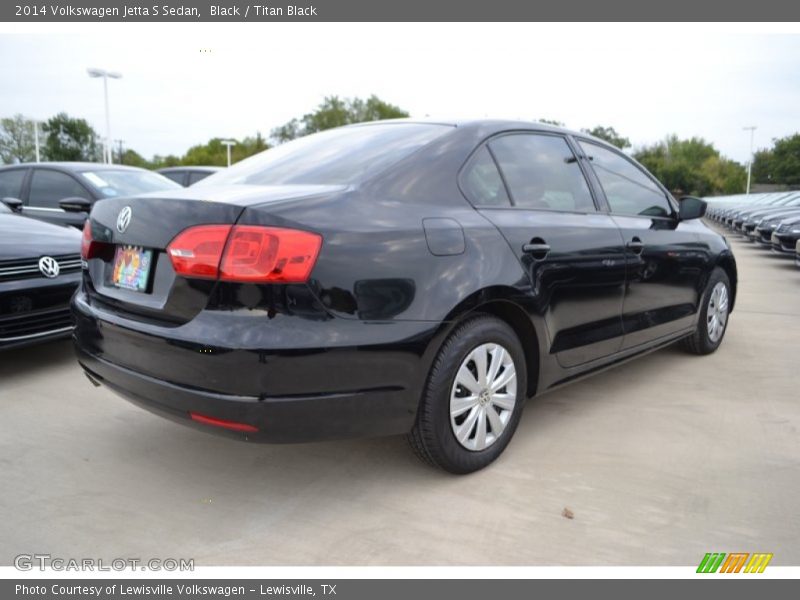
[408,314,527,474]
[681,267,731,355]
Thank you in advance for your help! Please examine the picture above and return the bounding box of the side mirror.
[1,197,23,212]
[59,197,93,213]
[678,196,707,220]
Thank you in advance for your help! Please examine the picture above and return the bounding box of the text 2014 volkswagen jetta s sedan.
[72,120,737,473]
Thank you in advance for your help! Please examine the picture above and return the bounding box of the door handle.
[626,237,645,255]
[522,242,550,259]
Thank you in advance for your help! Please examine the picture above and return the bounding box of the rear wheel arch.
[430,289,541,400]
[715,253,737,313]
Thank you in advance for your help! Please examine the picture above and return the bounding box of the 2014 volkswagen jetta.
[72,120,737,473]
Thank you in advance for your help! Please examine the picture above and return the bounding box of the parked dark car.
[770,215,800,256]
[754,211,800,246]
[0,162,180,228]
[72,120,737,473]
[0,200,82,349]
[157,166,222,187]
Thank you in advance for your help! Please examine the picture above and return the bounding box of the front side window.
[579,141,673,218]
[460,146,510,207]
[488,134,596,212]
[28,170,91,208]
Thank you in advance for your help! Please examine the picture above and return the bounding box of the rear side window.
[460,146,510,207]
[0,169,26,198]
[188,171,212,185]
[161,171,186,185]
[28,170,91,208]
[489,134,596,212]
[579,141,673,218]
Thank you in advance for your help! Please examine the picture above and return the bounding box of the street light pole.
[32,120,40,163]
[87,68,122,164]
[743,125,757,195]
[221,140,236,167]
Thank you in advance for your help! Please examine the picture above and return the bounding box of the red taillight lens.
[189,412,258,433]
[220,226,322,283]
[81,220,102,260]
[167,224,321,284]
[167,225,233,279]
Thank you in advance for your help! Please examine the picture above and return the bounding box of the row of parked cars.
[706,191,800,265]
[0,162,218,349]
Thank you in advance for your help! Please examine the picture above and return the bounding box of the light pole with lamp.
[743,125,757,195]
[87,67,122,164]
[221,140,236,167]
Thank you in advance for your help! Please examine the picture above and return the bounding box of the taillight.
[167,224,322,284]
[167,225,233,279]
[81,220,102,260]
[220,226,322,283]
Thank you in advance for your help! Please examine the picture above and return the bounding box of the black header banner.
[4,0,800,22]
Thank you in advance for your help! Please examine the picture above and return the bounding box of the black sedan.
[770,215,800,256]
[0,201,82,349]
[0,162,180,228]
[72,120,737,473]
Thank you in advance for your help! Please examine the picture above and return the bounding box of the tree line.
[2,96,797,196]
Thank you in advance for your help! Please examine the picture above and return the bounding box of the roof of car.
[346,118,612,147]
[158,166,222,173]
[0,161,149,172]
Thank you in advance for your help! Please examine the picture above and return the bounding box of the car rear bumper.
[76,345,417,442]
[71,290,443,443]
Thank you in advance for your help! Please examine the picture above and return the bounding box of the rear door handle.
[522,242,550,259]
[626,237,645,255]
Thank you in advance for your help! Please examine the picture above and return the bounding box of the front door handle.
[626,237,645,255]
[522,242,550,259]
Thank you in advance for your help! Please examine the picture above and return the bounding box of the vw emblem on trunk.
[116,206,133,233]
[38,256,60,278]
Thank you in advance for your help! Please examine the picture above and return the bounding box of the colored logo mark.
[697,552,773,573]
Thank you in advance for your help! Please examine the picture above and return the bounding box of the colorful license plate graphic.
[112,245,153,292]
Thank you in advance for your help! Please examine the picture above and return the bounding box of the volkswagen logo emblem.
[116,206,133,233]
[38,256,60,278]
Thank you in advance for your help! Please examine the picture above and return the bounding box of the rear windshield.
[81,169,181,198]
[195,123,452,187]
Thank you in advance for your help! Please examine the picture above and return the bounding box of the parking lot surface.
[1,229,798,566]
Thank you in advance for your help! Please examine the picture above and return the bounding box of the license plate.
[112,245,153,292]
[771,233,778,243]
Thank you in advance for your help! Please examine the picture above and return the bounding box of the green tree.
[41,113,102,162]
[180,133,269,167]
[271,95,409,143]
[581,125,630,149]
[634,135,745,196]
[0,114,37,164]
[752,133,800,186]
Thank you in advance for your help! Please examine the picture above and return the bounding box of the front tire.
[408,315,527,474]
[681,267,731,355]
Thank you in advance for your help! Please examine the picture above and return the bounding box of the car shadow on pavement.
[0,339,75,380]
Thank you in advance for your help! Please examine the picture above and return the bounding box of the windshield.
[195,123,453,187]
[81,169,181,198]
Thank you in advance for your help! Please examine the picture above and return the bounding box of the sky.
[1,23,799,163]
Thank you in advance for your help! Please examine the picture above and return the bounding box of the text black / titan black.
[71,120,737,473]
